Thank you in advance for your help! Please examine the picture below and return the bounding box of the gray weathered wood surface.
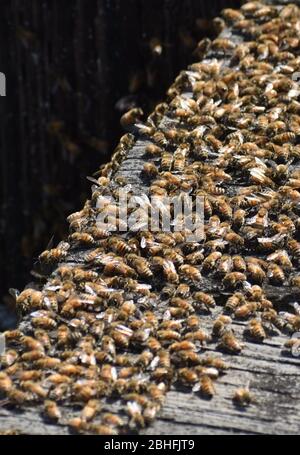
[1,0,300,435]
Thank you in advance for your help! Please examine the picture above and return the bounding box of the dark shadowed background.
[0,0,242,328]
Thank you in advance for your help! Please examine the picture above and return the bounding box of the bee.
[143,162,159,178]
[39,242,70,264]
[223,272,247,288]
[217,255,233,275]
[0,372,12,393]
[31,316,57,330]
[186,315,201,330]
[0,349,18,367]
[20,335,44,352]
[44,400,61,421]
[232,255,247,272]
[146,337,162,353]
[127,401,145,428]
[267,250,293,270]
[21,350,45,362]
[213,315,232,337]
[246,319,266,342]
[178,367,198,385]
[202,252,222,272]
[193,292,216,310]
[16,289,43,313]
[246,262,266,284]
[81,399,101,422]
[69,232,95,246]
[201,355,229,371]
[219,331,243,354]
[175,283,190,298]
[108,237,132,255]
[102,413,124,427]
[157,329,181,342]
[235,302,258,319]
[152,257,179,283]
[67,417,89,433]
[8,388,31,404]
[126,254,153,278]
[233,386,253,407]
[193,375,215,398]
[161,152,173,171]
[212,38,235,52]
[222,8,244,22]
[169,340,196,352]
[3,329,22,341]
[120,107,143,129]
[225,293,245,313]
[185,329,211,345]
[173,147,187,172]
[20,381,47,399]
[35,357,61,369]
[179,264,202,283]
[267,264,285,285]
[288,239,300,259]
[145,143,162,157]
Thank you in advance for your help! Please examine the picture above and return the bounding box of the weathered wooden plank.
[2,0,300,436]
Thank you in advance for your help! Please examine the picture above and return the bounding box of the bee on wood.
[193,375,215,398]
[16,289,43,314]
[213,315,232,338]
[81,399,101,422]
[235,302,258,319]
[193,292,216,310]
[246,318,266,342]
[44,400,61,421]
[145,143,162,157]
[120,107,143,130]
[233,385,253,407]
[219,331,243,354]
[69,232,95,246]
[202,252,222,272]
[179,265,202,283]
[223,272,247,289]
[39,241,70,264]
[267,264,285,285]
[143,162,159,179]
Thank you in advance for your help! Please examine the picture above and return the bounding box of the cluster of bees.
[2,0,300,434]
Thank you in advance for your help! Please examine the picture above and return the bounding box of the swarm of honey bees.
[2,0,300,434]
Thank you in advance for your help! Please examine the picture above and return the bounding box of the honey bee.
[213,315,232,337]
[20,335,44,352]
[81,399,101,421]
[193,291,216,310]
[31,316,57,330]
[194,375,215,398]
[233,386,253,407]
[0,372,12,393]
[235,302,258,319]
[161,152,173,171]
[69,232,95,246]
[146,337,162,353]
[0,349,18,367]
[202,252,222,272]
[178,367,198,385]
[152,257,179,283]
[246,318,266,342]
[35,357,61,369]
[20,381,47,399]
[232,255,247,272]
[288,239,300,259]
[143,162,159,178]
[126,254,153,278]
[246,262,266,284]
[175,283,190,298]
[225,292,245,312]
[223,272,247,288]
[267,263,285,285]
[219,331,243,354]
[169,340,196,352]
[21,350,45,362]
[16,289,43,314]
[44,400,61,421]
[39,241,70,264]
[145,143,162,157]
[120,107,143,129]
[179,264,202,283]
[8,388,31,404]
